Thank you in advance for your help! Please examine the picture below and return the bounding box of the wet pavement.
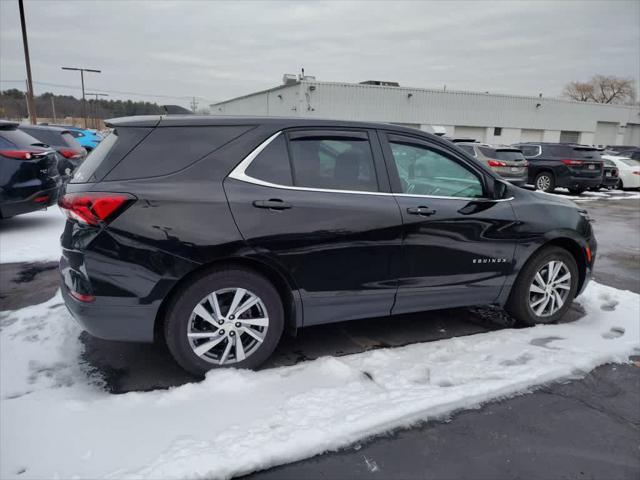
[0,190,639,478]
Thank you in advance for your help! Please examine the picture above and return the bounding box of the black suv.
[59,116,596,375]
[514,143,604,193]
[0,121,60,218]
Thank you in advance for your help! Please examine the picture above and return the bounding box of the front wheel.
[616,179,624,190]
[506,246,579,327]
[164,268,284,376]
[534,172,555,193]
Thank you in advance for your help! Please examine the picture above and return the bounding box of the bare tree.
[563,81,594,102]
[563,75,636,104]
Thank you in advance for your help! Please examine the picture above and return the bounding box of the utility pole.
[50,96,56,122]
[19,0,37,124]
[61,66,101,128]
[86,92,108,129]
[190,97,198,113]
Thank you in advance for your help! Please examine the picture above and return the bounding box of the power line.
[0,79,217,102]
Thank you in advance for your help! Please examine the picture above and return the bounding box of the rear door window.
[286,131,379,192]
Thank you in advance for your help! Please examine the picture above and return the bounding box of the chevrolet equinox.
[59,116,596,375]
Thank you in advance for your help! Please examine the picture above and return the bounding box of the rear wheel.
[534,172,555,193]
[506,246,579,327]
[164,268,284,376]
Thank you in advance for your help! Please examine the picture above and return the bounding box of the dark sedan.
[0,121,61,218]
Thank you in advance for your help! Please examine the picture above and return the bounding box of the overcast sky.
[1,0,638,108]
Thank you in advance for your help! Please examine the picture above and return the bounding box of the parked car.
[44,124,103,152]
[514,142,603,194]
[59,116,597,375]
[596,157,619,190]
[602,153,640,190]
[18,124,87,177]
[605,146,640,160]
[0,120,61,218]
[456,142,528,186]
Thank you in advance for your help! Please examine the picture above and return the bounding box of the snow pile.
[0,207,66,263]
[1,282,639,479]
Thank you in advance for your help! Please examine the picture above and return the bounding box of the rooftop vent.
[359,80,400,87]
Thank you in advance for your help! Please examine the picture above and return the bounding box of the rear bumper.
[60,274,158,343]
[0,185,60,218]
[601,175,619,188]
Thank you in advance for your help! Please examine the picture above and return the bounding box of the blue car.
[46,125,103,151]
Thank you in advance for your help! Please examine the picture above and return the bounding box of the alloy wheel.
[536,175,551,191]
[528,260,572,317]
[187,287,269,365]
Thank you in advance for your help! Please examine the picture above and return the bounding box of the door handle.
[407,206,436,216]
[252,199,292,210]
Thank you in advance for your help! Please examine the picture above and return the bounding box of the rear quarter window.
[21,128,62,147]
[105,126,253,181]
[71,128,152,183]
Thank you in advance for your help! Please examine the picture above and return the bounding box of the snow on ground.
[1,282,639,479]
[0,207,66,264]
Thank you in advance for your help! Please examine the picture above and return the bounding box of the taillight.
[487,159,507,167]
[561,159,584,166]
[0,149,38,160]
[58,148,83,159]
[633,171,640,176]
[58,192,135,226]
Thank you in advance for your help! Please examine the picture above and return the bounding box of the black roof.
[105,115,437,137]
[0,120,20,129]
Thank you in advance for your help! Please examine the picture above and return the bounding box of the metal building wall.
[211,81,640,145]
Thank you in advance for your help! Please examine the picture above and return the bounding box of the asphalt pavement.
[0,192,639,479]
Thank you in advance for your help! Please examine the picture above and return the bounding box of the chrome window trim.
[228,130,513,203]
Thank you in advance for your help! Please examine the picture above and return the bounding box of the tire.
[568,188,586,195]
[534,172,555,193]
[616,179,624,190]
[164,267,284,376]
[505,246,579,327]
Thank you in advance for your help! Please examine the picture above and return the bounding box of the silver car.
[457,142,528,186]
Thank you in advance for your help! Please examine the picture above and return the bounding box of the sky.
[1,0,639,109]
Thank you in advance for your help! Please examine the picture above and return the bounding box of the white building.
[211,76,640,146]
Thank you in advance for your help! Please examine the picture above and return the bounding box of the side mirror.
[491,178,508,199]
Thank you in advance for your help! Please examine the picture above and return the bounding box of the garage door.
[455,126,485,142]
[624,124,640,146]
[520,129,544,142]
[595,122,618,145]
[559,131,580,143]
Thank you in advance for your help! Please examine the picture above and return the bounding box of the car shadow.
[80,301,585,394]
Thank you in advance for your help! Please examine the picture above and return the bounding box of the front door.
[224,128,403,326]
[380,132,518,314]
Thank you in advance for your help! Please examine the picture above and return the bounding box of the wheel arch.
[528,236,587,293]
[153,256,300,343]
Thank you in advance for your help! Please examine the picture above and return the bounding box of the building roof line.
[211,79,639,110]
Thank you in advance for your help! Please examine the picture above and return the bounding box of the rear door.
[224,128,403,326]
[379,132,518,314]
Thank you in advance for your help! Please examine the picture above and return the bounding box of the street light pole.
[61,66,101,128]
[19,0,37,124]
